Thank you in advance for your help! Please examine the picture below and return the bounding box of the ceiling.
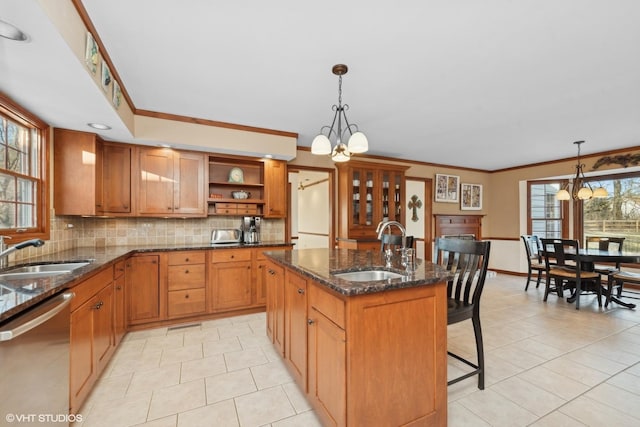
[2,1,640,171]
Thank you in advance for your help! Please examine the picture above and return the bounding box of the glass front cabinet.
[336,161,408,249]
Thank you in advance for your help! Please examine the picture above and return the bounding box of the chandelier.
[556,140,608,200]
[311,64,368,162]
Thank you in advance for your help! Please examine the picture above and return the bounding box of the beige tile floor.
[74,274,640,427]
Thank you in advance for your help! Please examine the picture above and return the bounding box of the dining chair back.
[585,236,625,251]
[379,234,414,252]
[540,238,602,309]
[521,235,545,290]
[585,236,626,276]
[434,237,491,390]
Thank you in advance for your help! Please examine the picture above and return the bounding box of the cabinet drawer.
[310,284,345,329]
[71,267,114,311]
[168,264,206,290]
[210,249,252,263]
[167,251,206,266]
[168,288,206,318]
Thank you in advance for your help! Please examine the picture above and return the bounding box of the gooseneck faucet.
[376,220,407,246]
[0,238,45,268]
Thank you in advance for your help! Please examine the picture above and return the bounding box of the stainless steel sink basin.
[0,262,91,281]
[0,271,71,280]
[5,262,91,274]
[333,270,404,282]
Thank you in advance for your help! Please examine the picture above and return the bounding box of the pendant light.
[556,141,608,200]
[311,64,368,162]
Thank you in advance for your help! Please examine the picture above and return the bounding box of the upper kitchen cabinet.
[54,129,132,216]
[264,159,287,218]
[207,157,287,218]
[136,147,207,217]
[336,160,408,248]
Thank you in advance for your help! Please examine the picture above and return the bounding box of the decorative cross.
[408,195,422,222]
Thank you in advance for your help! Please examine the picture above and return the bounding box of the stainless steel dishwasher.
[0,291,74,425]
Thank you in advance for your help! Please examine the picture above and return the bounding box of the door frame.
[287,165,336,248]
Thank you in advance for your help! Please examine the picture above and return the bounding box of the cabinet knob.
[307,319,314,325]
[185,293,189,299]
[185,258,190,262]
[185,269,189,274]
[297,288,305,295]
[230,255,234,259]
[94,301,103,310]
[116,286,122,290]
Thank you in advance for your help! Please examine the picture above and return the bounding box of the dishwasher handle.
[0,292,74,341]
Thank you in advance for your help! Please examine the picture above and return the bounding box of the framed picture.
[101,61,111,92]
[461,183,483,210]
[112,80,122,109]
[435,174,459,203]
[84,32,99,74]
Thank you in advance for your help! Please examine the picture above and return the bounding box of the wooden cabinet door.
[265,261,283,343]
[53,128,101,215]
[255,258,268,305]
[137,148,175,215]
[103,143,132,213]
[285,270,308,388]
[308,306,346,427]
[93,284,114,371]
[70,296,95,413]
[174,152,206,216]
[113,269,126,346]
[210,261,252,311]
[264,159,287,218]
[126,254,161,324]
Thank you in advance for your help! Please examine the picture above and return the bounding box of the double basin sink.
[0,262,91,281]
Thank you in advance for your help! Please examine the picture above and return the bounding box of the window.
[582,173,640,251]
[528,180,568,238]
[0,94,49,241]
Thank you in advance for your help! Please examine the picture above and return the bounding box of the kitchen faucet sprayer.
[0,239,45,268]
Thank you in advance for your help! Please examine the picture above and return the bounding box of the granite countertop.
[264,248,453,296]
[0,241,291,323]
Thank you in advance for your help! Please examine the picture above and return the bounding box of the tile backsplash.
[8,212,284,264]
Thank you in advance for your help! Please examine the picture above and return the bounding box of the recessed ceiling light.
[0,19,29,42]
[87,123,111,130]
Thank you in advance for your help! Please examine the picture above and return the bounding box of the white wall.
[297,179,330,248]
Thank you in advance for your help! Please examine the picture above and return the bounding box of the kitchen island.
[264,248,452,427]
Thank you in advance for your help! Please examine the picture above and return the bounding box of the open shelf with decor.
[207,157,265,216]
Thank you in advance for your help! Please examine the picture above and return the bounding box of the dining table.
[570,248,640,309]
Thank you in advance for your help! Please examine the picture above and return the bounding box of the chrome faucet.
[376,220,407,247]
[0,238,45,268]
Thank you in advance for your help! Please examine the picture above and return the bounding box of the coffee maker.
[242,216,261,244]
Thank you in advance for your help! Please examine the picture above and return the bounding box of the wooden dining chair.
[585,236,625,276]
[606,270,640,308]
[540,238,603,309]
[434,237,491,390]
[521,235,545,291]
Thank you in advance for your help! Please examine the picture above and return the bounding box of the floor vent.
[167,323,202,331]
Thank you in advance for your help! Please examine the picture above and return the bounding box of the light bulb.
[556,189,570,200]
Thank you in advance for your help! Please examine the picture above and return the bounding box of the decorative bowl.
[231,191,250,199]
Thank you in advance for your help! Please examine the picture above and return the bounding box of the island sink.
[333,270,404,281]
